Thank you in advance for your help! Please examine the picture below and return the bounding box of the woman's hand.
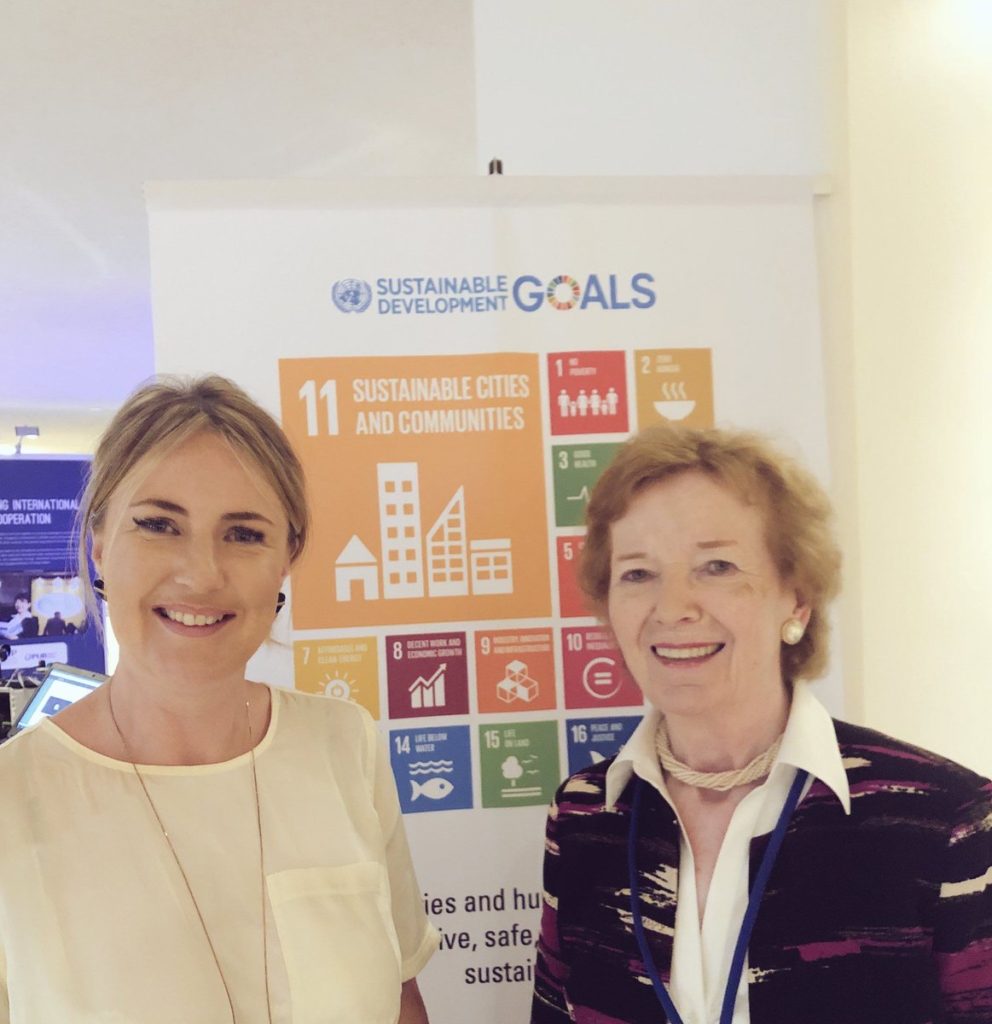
[398,978,429,1024]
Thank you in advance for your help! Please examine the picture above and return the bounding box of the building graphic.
[410,664,446,709]
[334,535,379,601]
[378,463,425,599]
[334,462,513,602]
[469,539,512,594]
[426,487,468,597]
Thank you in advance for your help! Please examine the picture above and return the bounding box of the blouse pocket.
[267,862,402,1024]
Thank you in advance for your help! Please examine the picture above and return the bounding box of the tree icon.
[501,755,524,786]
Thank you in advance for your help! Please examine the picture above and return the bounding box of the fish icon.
[410,776,455,802]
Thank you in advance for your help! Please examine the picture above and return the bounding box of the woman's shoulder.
[0,726,33,773]
[272,684,373,722]
[0,723,69,818]
[0,719,61,766]
[552,757,616,814]
[268,686,377,758]
[833,717,992,810]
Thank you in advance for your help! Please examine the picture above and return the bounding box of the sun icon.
[323,672,355,701]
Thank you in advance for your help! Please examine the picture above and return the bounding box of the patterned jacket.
[532,720,992,1024]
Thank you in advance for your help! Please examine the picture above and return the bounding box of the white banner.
[148,176,837,1023]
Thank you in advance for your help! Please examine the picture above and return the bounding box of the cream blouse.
[0,687,437,1024]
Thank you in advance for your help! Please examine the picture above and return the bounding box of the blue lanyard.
[627,768,808,1024]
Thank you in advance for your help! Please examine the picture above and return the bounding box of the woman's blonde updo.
[77,375,309,615]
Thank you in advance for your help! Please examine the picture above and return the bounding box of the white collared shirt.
[605,681,851,1024]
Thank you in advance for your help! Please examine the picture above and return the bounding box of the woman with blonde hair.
[0,375,437,1024]
[532,423,992,1024]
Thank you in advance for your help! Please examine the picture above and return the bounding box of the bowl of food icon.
[653,399,696,421]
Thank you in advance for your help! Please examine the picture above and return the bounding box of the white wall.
[475,0,992,774]
[12,0,988,774]
[1,0,476,417]
[847,0,992,775]
[474,0,832,175]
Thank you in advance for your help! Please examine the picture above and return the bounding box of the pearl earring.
[781,618,805,645]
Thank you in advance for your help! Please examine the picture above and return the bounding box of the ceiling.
[0,0,476,453]
[0,0,834,456]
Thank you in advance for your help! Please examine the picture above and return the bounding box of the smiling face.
[606,471,807,723]
[91,431,291,684]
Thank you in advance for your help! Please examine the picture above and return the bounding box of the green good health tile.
[551,443,621,526]
[478,720,561,809]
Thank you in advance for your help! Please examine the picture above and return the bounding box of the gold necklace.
[107,682,273,1024]
[654,721,782,791]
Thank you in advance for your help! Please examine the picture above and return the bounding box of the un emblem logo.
[332,278,373,313]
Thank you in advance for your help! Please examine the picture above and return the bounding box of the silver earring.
[781,618,805,645]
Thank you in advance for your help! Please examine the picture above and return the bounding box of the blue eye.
[618,567,652,584]
[228,525,265,544]
[702,559,737,576]
[133,516,177,535]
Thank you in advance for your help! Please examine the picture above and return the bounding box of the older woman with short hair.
[0,375,436,1024]
[532,424,992,1024]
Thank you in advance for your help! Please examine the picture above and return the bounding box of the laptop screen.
[11,663,108,734]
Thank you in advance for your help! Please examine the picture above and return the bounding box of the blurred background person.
[0,594,37,640]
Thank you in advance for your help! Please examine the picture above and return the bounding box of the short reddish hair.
[580,424,841,682]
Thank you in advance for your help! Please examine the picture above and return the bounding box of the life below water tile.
[390,725,472,814]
